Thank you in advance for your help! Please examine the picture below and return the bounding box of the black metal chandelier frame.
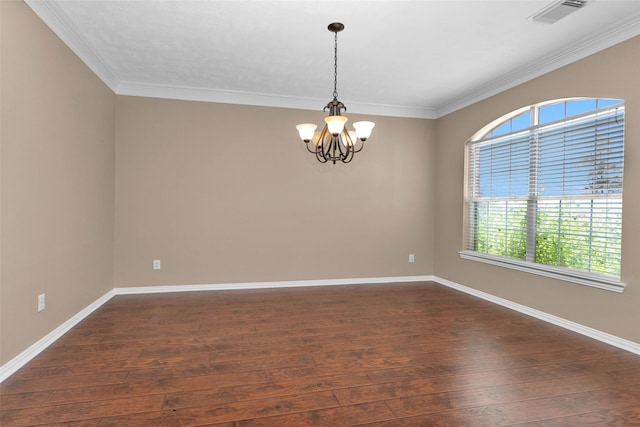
[296,22,374,164]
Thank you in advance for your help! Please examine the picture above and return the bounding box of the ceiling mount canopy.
[327,22,344,33]
[296,22,375,164]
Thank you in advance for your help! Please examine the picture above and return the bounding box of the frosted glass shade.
[296,123,317,142]
[312,131,323,146]
[353,121,375,140]
[324,115,348,136]
[342,130,357,147]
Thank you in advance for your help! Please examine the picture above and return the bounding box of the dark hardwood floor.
[2,282,640,426]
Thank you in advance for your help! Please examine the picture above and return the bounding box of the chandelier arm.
[340,128,360,157]
[316,127,330,163]
[320,146,330,163]
[341,129,352,147]
[341,142,355,163]
[317,139,329,163]
[327,137,336,163]
[317,150,329,163]
[342,127,367,153]
[304,141,317,154]
[335,134,348,161]
[352,140,366,153]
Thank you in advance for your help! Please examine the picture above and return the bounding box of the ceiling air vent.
[530,0,589,24]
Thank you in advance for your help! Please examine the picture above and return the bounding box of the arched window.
[461,98,625,292]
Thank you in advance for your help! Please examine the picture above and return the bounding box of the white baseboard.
[2,274,638,383]
[113,275,436,295]
[0,289,116,382]
[432,276,640,356]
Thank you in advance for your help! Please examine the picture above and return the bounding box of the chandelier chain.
[333,30,338,99]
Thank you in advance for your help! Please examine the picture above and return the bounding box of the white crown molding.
[116,82,437,119]
[24,0,120,92]
[344,100,438,120]
[436,10,640,118]
[2,275,638,383]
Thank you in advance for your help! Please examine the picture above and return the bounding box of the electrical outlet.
[409,254,415,263]
[38,294,45,312]
[153,259,161,270]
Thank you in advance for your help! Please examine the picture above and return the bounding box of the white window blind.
[464,100,624,290]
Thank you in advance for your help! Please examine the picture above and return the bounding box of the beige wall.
[1,1,116,364]
[435,35,640,344]
[114,97,436,286]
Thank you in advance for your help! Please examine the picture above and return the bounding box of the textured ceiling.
[26,0,640,118]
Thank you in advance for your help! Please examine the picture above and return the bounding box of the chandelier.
[296,23,375,164]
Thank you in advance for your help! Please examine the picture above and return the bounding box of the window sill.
[458,250,625,293]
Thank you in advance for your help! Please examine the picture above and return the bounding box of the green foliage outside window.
[474,199,621,277]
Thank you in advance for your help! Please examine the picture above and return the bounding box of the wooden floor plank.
[1,395,164,426]
[171,390,340,425]
[515,405,640,426]
[213,401,396,426]
[1,282,640,426]
[163,372,372,410]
